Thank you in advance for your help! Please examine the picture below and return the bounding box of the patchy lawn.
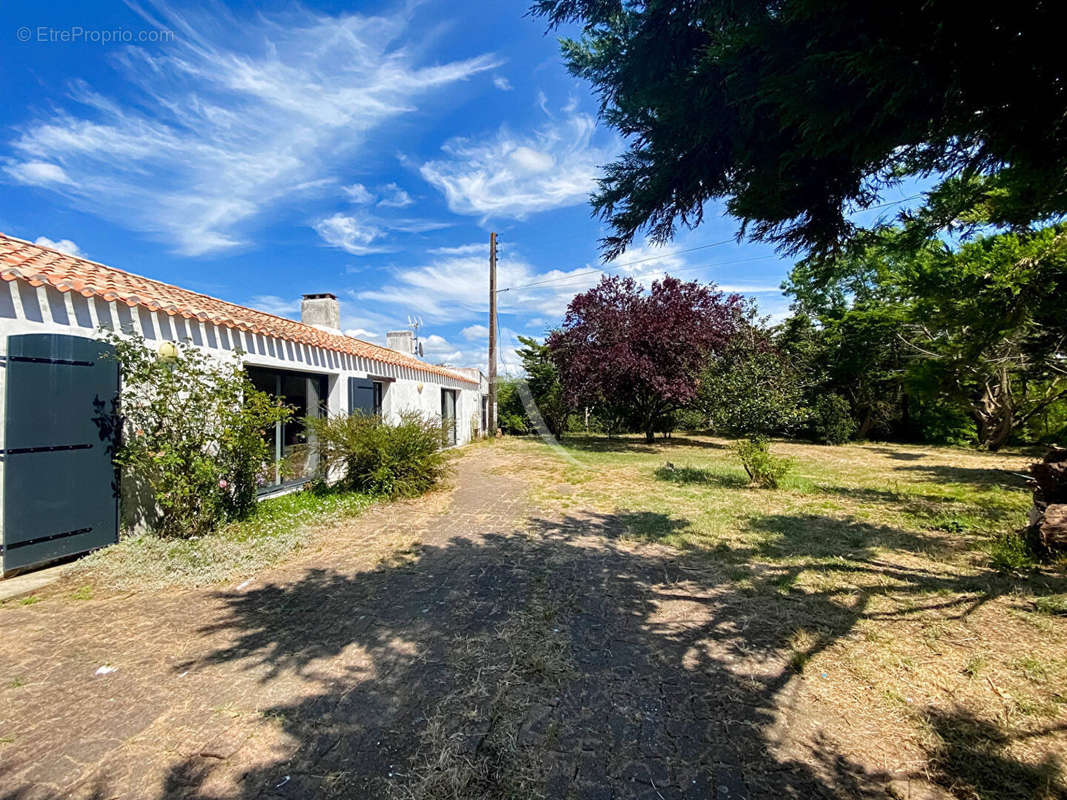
[1,437,1064,800]
[64,487,378,589]
[492,433,1067,800]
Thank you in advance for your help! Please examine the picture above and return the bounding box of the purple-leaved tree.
[548,275,747,442]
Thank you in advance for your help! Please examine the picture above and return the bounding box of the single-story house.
[0,232,488,572]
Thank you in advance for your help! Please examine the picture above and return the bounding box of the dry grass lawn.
[492,433,1067,800]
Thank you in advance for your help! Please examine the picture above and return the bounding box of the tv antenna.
[407,315,424,357]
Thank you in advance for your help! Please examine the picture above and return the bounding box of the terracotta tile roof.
[0,232,478,386]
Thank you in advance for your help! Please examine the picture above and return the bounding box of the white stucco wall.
[0,278,485,495]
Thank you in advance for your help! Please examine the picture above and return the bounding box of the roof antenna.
[408,315,424,357]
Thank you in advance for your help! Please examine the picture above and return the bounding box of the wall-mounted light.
[157,341,179,362]
[417,382,424,393]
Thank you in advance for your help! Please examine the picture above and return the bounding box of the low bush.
[812,393,857,445]
[735,437,792,489]
[989,530,1038,573]
[307,411,450,497]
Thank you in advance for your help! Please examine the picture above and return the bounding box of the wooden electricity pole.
[487,231,498,436]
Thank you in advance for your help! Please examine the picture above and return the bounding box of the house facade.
[0,233,487,571]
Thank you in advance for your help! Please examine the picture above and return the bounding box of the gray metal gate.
[1,334,119,573]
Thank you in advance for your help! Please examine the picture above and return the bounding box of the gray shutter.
[348,377,375,415]
[2,334,119,572]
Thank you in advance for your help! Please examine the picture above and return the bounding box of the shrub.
[989,530,1037,573]
[812,393,856,445]
[106,332,292,538]
[306,411,450,497]
[735,437,792,488]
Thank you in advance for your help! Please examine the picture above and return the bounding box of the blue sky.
[1,0,866,370]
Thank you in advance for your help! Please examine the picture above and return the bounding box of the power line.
[498,192,924,295]
[497,254,783,301]
[498,236,737,293]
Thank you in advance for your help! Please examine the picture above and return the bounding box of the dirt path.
[1,445,903,799]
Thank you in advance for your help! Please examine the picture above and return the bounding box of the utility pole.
[487,231,498,437]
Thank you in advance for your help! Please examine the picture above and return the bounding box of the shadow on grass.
[562,434,727,454]
[4,512,1064,799]
[924,708,1067,800]
[862,445,928,461]
[653,464,748,488]
[816,484,1024,533]
[893,463,1031,490]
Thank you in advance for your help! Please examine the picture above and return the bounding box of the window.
[373,380,384,416]
[247,366,327,491]
[349,377,389,417]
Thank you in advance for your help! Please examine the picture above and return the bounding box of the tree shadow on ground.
[6,513,1064,800]
[653,464,749,488]
[861,446,928,461]
[893,463,1031,489]
[562,435,727,454]
[922,708,1067,800]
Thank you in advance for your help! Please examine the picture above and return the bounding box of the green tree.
[517,335,569,438]
[532,1,1067,257]
[698,322,806,436]
[785,224,1067,449]
[495,378,531,435]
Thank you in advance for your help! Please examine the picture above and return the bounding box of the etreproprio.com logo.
[16,26,175,44]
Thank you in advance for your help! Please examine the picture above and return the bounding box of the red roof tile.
[0,232,478,386]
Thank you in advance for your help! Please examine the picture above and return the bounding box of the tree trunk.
[1025,446,1067,558]
[645,428,655,443]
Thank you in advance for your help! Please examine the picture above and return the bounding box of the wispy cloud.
[3,2,497,255]
[314,207,451,255]
[249,294,301,317]
[34,235,83,257]
[377,183,414,208]
[492,76,513,91]
[314,213,393,256]
[342,183,376,204]
[418,112,615,219]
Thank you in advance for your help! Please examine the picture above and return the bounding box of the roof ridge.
[0,232,478,386]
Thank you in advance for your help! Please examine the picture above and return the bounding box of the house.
[0,232,488,572]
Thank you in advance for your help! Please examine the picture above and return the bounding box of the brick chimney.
[301,293,340,334]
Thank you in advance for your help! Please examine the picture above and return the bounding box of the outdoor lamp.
[157,341,179,362]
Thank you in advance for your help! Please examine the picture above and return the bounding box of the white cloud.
[421,333,462,363]
[344,327,382,343]
[461,324,489,341]
[4,3,498,255]
[492,76,513,91]
[358,244,614,324]
[33,236,83,257]
[419,112,615,219]
[377,183,414,208]
[314,210,451,254]
[8,161,73,185]
[343,183,375,204]
[536,89,552,118]
[249,294,300,317]
[428,242,486,256]
[314,213,391,256]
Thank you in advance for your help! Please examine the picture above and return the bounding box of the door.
[441,388,457,446]
[2,334,119,572]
